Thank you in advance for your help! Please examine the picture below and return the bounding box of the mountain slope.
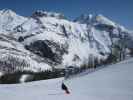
[0,33,52,74]
[13,11,107,67]
[13,10,133,66]
[0,58,133,100]
[0,9,133,73]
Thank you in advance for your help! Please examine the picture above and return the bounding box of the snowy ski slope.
[0,58,133,100]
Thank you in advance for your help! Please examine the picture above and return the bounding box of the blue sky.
[0,0,132,29]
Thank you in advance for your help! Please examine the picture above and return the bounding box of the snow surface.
[0,58,133,100]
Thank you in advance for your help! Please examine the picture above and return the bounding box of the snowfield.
[0,58,133,100]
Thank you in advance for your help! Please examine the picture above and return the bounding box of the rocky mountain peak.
[32,10,65,19]
[0,9,16,15]
[74,14,93,24]
[75,13,116,28]
[94,14,116,27]
[0,9,27,33]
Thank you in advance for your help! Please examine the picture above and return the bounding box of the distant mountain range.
[0,9,133,75]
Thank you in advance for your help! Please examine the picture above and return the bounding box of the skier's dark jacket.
[61,83,70,94]
[61,83,68,90]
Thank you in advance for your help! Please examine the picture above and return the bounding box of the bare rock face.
[32,10,65,19]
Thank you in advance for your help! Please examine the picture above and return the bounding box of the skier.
[61,82,70,94]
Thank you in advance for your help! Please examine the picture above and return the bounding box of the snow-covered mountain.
[0,33,52,74]
[13,10,109,67]
[0,9,133,74]
[0,9,27,33]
